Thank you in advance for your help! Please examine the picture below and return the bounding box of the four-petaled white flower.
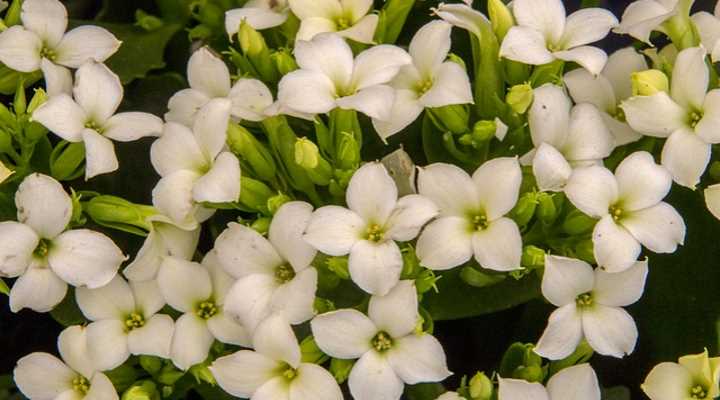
[278,33,411,122]
[226,0,290,35]
[157,253,250,370]
[165,47,277,126]
[214,201,318,334]
[525,84,614,192]
[0,173,125,313]
[289,0,378,44]
[415,157,523,272]
[151,98,240,230]
[211,313,343,400]
[311,281,451,400]
[564,46,649,146]
[0,0,120,96]
[76,276,174,371]
[14,325,118,400]
[498,363,601,400]
[499,0,618,75]
[304,162,438,295]
[614,0,685,44]
[642,349,720,400]
[564,151,685,272]
[32,62,163,179]
[621,46,720,189]
[372,20,474,140]
[534,255,647,360]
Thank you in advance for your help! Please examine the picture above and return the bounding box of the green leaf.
[423,267,541,320]
[49,289,86,327]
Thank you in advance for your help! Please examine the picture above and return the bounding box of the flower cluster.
[0,0,718,399]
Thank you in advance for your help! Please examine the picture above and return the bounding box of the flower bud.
[227,123,276,182]
[295,137,320,169]
[121,381,159,400]
[562,209,597,235]
[139,355,163,375]
[239,177,273,214]
[428,105,470,134]
[49,141,85,181]
[314,297,336,314]
[512,192,538,226]
[24,121,48,142]
[4,0,21,27]
[0,102,15,132]
[631,69,669,96]
[189,364,215,385]
[469,372,493,400]
[506,83,533,114]
[238,21,278,82]
[416,269,440,294]
[250,217,271,234]
[536,193,558,225]
[330,358,355,384]
[271,49,299,75]
[400,246,421,278]
[472,120,498,142]
[267,192,291,215]
[85,195,156,235]
[488,0,514,41]
[326,256,350,280]
[521,245,545,269]
[300,336,328,364]
[336,132,360,170]
[13,80,25,115]
[0,160,13,184]
[26,88,47,114]
[513,365,545,382]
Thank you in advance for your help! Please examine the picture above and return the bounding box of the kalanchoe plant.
[1,0,720,399]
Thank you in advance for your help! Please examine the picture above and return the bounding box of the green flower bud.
[512,192,538,227]
[536,193,558,225]
[631,69,669,96]
[250,217,271,234]
[26,88,47,114]
[562,209,597,235]
[506,83,534,114]
[69,189,85,226]
[49,141,85,181]
[416,269,440,294]
[239,177,273,214]
[135,10,164,31]
[295,137,320,169]
[0,102,16,132]
[400,246,421,278]
[121,381,159,400]
[271,49,299,75]
[4,0,21,27]
[336,132,360,170]
[267,192,292,215]
[513,365,544,382]
[326,256,350,280]
[428,105,470,134]
[227,123,277,182]
[488,0,514,41]
[189,364,215,385]
[139,355,163,375]
[460,266,506,288]
[469,372,493,400]
[521,245,545,269]
[84,195,155,236]
[0,160,13,184]
[314,297,336,314]
[330,358,355,384]
[300,336,328,364]
[472,120,498,142]
[238,21,278,82]
[13,80,25,115]
[24,121,48,142]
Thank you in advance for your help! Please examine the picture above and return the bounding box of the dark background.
[1,0,719,399]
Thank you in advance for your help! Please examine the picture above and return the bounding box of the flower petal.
[337,85,395,121]
[73,62,121,124]
[472,217,522,272]
[41,59,72,97]
[58,325,95,378]
[348,351,404,400]
[54,26,121,68]
[410,21,452,76]
[193,98,232,161]
[82,129,119,180]
[498,378,549,400]
[294,32,352,87]
[582,305,637,358]
[269,201,316,272]
[0,26,42,72]
[296,16,338,42]
[529,84,572,149]
[641,362,694,400]
[368,280,418,338]
[289,0,343,20]
[229,78,274,121]
[513,0,566,44]
[347,162,398,223]
[553,46,608,76]
[86,319,130,371]
[207,311,251,346]
[621,92,687,138]
[310,309,376,359]
[615,151,671,211]
[602,112,643,146]
[271,268,317,325]
[192,151,241,203]
[561,8,618,49]
[499,26,554,65]
[150,122,206,177]
[697,89,720,144]
[420,62,474,108]
[473,157,522,220]
[188,47,231,98]
[103,112,163,142]
[563,103,614,161]
[223,274,276,334]
[416,217,473,270]
[592,215,641,273]
[278,70,337,114]
[152,170,203,230]
[215,222,282,278]
[14,352,74,399]
[31,93,85,142]
[564,165,617,218]
[75,275,135,321]
[534,303,583,360]
[432,3,488,38]
[546,364,601,400]
[303,206,364,256]
[170,313,214,370]
[604,47,648,101]
[165,89,210,126]
[564,68,616,113]
[210,350,282,398]
[417,163,478,217]
[225,7,288,34]
[128,314,174,358]
[253,314,302,367]
[533,143,573,192]
[661,129,711,189]
[351,45,411,90]
[542,255,595,307]
[348,239,403,296]
[85,373,118,400]
[290,363,343,400]
[9,265,67,313]
[594,259,648,307]
[49,229,124,288]
[613,0,674,44]
[671,46,708,111]
[253,377,290,400]
[621,202,685,253]
[16,173,72,239]
[385,194,439,242]
[387,334,451,384]
[158,257,212,313]
[0,221,38,277]
[371,89,423,140]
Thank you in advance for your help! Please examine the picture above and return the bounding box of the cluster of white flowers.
[1,0,720,399]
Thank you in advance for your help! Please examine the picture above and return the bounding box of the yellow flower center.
[195,300,218,320]
[84,120,104,134]
[274,264,296,284]
[690,384,708,398]
[124,312,145,331]
[576,292,594,308]
[365,223,385,242]
[470,213,489,231]
[40,46,57,61]
[609,204,624,222]
[33,238,51,258]
[371,331,393,352]
[688,110,703,128]
[72,376,90,395]
[335,16,352,30]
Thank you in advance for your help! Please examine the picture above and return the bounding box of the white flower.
[225,0,290,34]
[372,20,473,140]
[432,1,491,40]
[311,281,451,400]
[621,47,720,189]
[157,253,250,370]
[151,99,240,230]
[214,201,318,334]
[14,326,118,400]
[32,62,163,179]
[415,157,523,272]
[303,162,438,295]
[614,0,684,44]
[642,349,720,400]
[211,314,343,400]
[289,0,378,44]
[0,173,125,313]
[564,151,685,272]
[534,255,647,360]
[564,47,649,146]
[498,363,600,400]
[0,0,120,96]
[705,183,720,220]
[694,6,720,63]
[436,392,465,400]
[123,215,201,282]
[525,84,614,192]
[76,276,174,371]
[165,47,276,126]
[277,33,411,121]
[499,0,618,75]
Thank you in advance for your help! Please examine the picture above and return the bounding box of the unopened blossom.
[499,0,618,75]
[211,314,343,400]
[158,253,250,370]
[165,47,276,126]
[614,0,688,44]
[289,0,378,44]
[622,47,720,189]
[705,184,720,220]
[76,276,174,371]
[151,99,240,230]
[416,157,523,272]
[0,160,13,184]
[311,281,451,400]
[214,201,318,334]
[642,349,720,400]
[225,0,290,34]
[14,326,118,400]
[564,47,649,146]
[123,215,201,282]
[498,363,600,400]
[0,173,125,313]
[304,162,438,295]
[534,255,647,359]
[372,20,473,140]
[278,33,411,122]
[565,151,685,272]
[432,1,489,39]
[0,0,120,96]
[693,6,720,63]
[525,84,614,192]
[32,62,163,179]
